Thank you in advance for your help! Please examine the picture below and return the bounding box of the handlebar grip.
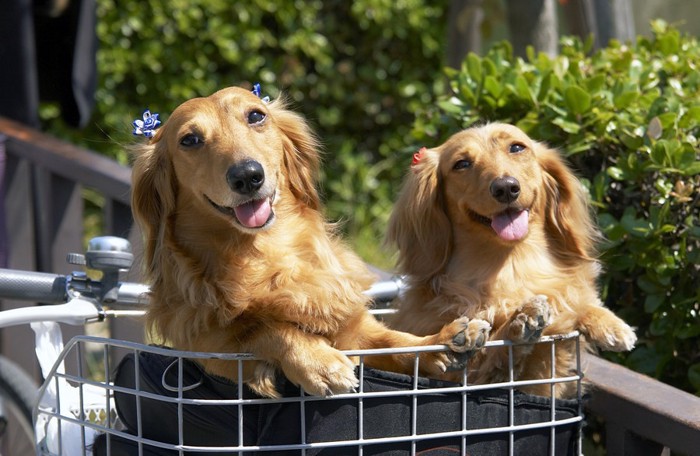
[0,268,68,303]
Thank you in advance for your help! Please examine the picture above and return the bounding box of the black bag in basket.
[94,349,581,455]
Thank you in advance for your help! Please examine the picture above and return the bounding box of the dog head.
[131,86,321,271]
[387,123,598,280]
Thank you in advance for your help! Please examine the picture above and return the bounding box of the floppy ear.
[386,149,453,281]
[268,98,321,210]
[130,133,176,277]
[538,145,599,264]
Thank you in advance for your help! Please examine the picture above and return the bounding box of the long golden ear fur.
[538,145,600,264]
[268,97,321,210]
[386,149,452,281]
[130,130,176,278]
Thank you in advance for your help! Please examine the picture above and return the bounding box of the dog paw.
[581,307,637,352]
[430,317,491,372]
[444,316,491,352]
[592,321,637,352]
[283,349,359,396]
[510,295,551,343]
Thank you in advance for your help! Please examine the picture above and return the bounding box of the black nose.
[227,160,265,195]
[490,176,520,203]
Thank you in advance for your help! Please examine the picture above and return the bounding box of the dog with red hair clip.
[387,123,636,398]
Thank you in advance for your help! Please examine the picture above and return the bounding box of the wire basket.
[34,333,584,456]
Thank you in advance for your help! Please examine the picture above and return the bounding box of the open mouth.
[468,207,529,242]
[206,191,276,229]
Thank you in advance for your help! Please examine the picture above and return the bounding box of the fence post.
[605,421,667,456]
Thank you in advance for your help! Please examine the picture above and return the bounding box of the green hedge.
[409,21,700,394]
[40,0,448,265]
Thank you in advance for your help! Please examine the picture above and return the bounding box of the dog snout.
[227,160,265,195]
[490,176,520,203]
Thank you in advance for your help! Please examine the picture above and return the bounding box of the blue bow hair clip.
[252,83,270,103]
[132,110,161,138]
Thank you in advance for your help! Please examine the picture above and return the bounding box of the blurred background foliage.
[40,0,450,266]
[36,1,698,394]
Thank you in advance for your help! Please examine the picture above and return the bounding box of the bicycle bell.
[85,236,134,272]
[67,236,134,304]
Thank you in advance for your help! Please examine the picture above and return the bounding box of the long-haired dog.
[386,123,636,397]
[130,86,489,398]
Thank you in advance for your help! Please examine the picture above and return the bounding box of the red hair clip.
[411,147,427,170]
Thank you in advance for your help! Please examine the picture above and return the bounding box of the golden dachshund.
[387,123,636,397]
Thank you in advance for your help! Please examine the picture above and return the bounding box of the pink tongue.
[491,210,529,241]
[233,199,271,228]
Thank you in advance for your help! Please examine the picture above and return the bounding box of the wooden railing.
[582,352,699,455]
[1,117,699,455]
[0,116,143,382]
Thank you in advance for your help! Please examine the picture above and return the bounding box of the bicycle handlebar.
[0,269,68,304]
[0,268,150,307]
[0,234,402,329]
[364,275,403,303]
[0,298,104,327]
[0,268,400,310]
[0,268,151,328]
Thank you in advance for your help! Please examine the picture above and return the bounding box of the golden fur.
[130,86,489,398]
[387,123,636,397]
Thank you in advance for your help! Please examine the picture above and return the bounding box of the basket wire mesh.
[34,332,584,455]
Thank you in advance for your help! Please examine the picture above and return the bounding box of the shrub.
[409,20,700,394]
[40,0,448,266]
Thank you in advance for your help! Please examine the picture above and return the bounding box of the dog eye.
[509,143,526,153]
[180,134,203,147]
[453,159,472,170]
[247,110,266,125]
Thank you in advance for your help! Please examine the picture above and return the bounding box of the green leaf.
[626,347,663,375]
[657,29,680,55]
[620,130,645,149]
[466,53,482,82]
[689,225,700,239]
[525,45,536,62]
[614,91,637,110]
[656,112,678,129]
[537,72,553,101]
[650,141,670,166]
[437,99,463,115]
[482,57,498,76]
[637,275,662,295]
[586,74,606,93]
[678,324,700,339]
[607,166,625,180]
[680,105,700,128]
[514,74,534,105]
[644,293,665,313]
[655,224,676,235]
[483,75,503,98]
[682,161,700,176]
[676,146,697,169]
[621,210,651,237]
[551,117,581,134]
[689,364,700,392]
[564,85,592,115]
[566,141,594,154]
[444,66,459,79]
[458,82,476,104]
